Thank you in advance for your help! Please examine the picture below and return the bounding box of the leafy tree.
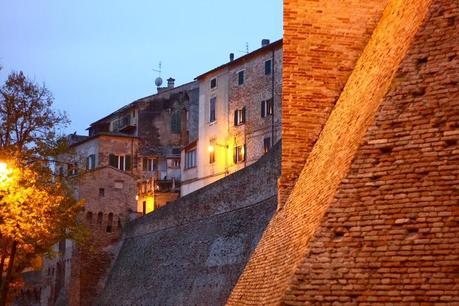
[0,71,83,305]
[0,71,69,159]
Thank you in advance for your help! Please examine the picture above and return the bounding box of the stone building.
[181,39,282,196]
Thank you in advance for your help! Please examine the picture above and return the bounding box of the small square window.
[265,60,272,75]
[238,70,245,85]
[210,78,217,89]
[99,188,105,197]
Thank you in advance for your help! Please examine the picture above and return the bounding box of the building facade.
[181,39,282,196]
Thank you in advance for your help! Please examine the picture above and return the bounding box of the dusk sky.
[0,1,282,135]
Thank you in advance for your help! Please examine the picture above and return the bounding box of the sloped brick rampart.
[283,1,459,303]
[227,1,432,304]
[279,0,389,205]
[98,144,280,305]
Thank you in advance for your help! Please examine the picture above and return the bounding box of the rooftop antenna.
[153,61,163,87]
[238,42,249,55]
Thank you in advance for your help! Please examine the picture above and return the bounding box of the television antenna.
[153,61,163,87]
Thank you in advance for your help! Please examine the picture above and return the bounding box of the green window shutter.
[109,154,117,167]
[125,155,132,171]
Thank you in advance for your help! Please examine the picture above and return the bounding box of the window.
[86,154,96,170]
[171,159,180,168]
[86,211,93,224]
[97,212,103,224]
[238,70,245,85]
[209,97,216,123]
[142,157,157,172]
[264,137,271,154]
[106,213,113,233]
[209,149,215,164]
[99,188,105,197]
[109,154,131,171]
[171,111,181,134]
[261,99,273,118]
[210,78,217,89]
[265,59,272,75]
[68,163,78,176]
[234,107,246,126]
[233,144,246,164]
[185,149,197,169]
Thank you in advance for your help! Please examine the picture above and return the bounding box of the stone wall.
[98,142,280,305]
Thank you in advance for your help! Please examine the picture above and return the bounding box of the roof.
[88,80,198,127]
[195,39,282,80]
[69,132,139,148]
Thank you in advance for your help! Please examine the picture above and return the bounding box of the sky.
[0,0,282,135]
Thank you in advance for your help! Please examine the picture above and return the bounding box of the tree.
[0,71,83,305]
[0,71,69,159]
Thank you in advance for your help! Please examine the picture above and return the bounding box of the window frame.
[209,97,216,123]
[237,70,245,85]
[264,59,272,75]
[185,149,197,169]
[210,77,217,89]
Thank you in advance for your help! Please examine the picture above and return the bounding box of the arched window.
[86,211,93,224]
[97,212,103,224]
[106,213,114,233]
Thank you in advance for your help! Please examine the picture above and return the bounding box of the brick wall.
[279,0,389,206]
[283,1,459,303]
[227,0,433,304]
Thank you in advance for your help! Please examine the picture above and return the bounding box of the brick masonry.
[279,0,389,206]
[98,143,280,305]
[283,1,459,303]
[228,0,442,304]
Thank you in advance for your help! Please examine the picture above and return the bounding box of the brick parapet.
[227,0,432,304]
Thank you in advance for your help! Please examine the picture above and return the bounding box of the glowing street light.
[0,161,13,188]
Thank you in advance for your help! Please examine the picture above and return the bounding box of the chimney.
[229,53,235,62]
[261,39,270,47]
[167,77,175,88]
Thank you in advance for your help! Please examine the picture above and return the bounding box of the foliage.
[0,71,69,159]
[0,71,84,305]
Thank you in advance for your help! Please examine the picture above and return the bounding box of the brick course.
[228,0,436,304]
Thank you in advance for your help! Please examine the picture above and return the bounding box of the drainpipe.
[271,48,275,146]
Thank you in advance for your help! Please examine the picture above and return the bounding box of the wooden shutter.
[234,110,238,126]
[261,100,266,118]
[125,155,132,171]
[242,107,246,123]
[233,146,237,164]
[109,154,117,168]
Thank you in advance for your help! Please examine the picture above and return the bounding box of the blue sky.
[0,0,282,134]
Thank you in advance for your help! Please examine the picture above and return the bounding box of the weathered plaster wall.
[98,143,280,305]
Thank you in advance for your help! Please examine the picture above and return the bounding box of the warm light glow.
[0,162,7,176]
[0,161,14,188]
[208,145,215,153]
[135,195,139,201]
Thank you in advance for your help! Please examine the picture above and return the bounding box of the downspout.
[271,48,275,146]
